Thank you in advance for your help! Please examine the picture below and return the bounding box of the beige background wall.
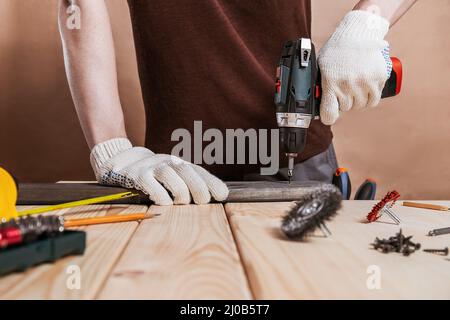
[0,0,449,199]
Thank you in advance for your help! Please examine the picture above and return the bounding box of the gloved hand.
[318,10,392,125]
[90,138,229,205]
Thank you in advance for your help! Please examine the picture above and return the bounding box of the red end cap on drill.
[391,57,403,95]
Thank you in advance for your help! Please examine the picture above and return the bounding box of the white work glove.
[318,10,392,125]
[90,138,229,205]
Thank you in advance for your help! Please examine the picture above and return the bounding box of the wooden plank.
[0,204,146,299]
[17,181,325,205]
[98,204,252,299]
[225,201,450,299]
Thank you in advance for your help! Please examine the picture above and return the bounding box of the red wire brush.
[367,190,401,224]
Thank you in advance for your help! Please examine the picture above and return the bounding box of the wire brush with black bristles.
[281,184,343,240]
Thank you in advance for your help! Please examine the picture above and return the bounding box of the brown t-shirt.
[127,0,332,180]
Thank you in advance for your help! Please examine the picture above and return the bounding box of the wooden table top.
[1,200,449,299]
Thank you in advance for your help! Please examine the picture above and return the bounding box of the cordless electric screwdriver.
[274,38,402,183]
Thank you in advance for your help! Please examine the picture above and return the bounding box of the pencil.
[64,213,150,228]
[402,201,449,212]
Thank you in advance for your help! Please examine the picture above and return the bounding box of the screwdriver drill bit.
[287,155,295,184]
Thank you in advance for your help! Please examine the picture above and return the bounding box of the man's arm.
[58,0,228,205]
[354,0,417,25]
[58,0,126,149]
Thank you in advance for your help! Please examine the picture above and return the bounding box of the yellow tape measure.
[0,167,18,221]
[0,167,140,219]
[18,191,138,216]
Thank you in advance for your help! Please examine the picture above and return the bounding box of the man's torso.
[127,0,332,180]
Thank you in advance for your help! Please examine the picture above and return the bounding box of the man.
[59,0,416,205]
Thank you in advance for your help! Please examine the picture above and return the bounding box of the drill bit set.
[0,215,86,276]
[0,215,65,249]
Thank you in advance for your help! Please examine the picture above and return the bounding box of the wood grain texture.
[99,204,252,299]
[0,205,146,299]
[17,181,324,205]
[225,201,450,299]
